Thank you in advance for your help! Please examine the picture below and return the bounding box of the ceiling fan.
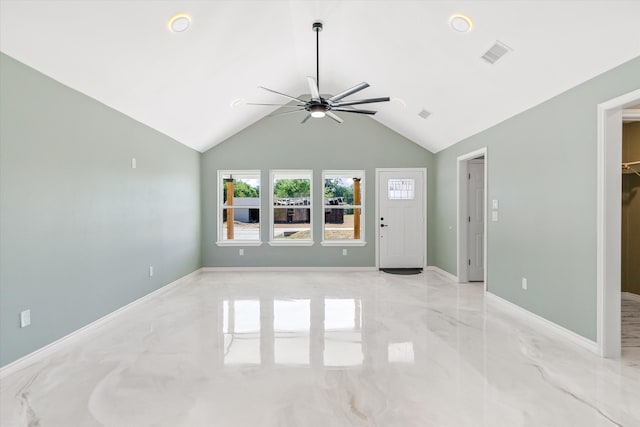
[248,22,390,124]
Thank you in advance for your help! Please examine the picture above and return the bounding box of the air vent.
[481,41,511,64]
[418,109,431,119]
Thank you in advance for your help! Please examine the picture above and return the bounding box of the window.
[270,170,313,246]
[217,170,261,246]
[321,171,365,246]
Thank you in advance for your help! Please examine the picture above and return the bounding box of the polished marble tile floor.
[1,271,639,426]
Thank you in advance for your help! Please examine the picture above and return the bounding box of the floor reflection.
[220,295,413,368]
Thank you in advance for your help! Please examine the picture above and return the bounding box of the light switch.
[491,211,499,222]
[20,309,31,328]
[492,199,499,210]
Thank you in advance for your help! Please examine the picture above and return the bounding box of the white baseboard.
[425,266,458,282]
[0,268,202,379]
[622,291,640,303]
[201,266,378,272]
[485,292,599,355]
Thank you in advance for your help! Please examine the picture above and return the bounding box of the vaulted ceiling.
[1,1,639,153]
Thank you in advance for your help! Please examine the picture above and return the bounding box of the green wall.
[432,56,640,341]
[0,54,202,366]
[201,107,434,267]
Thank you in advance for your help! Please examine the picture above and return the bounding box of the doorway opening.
[457,148,488,288]
[621,105,640,353]
[597,88,640,358]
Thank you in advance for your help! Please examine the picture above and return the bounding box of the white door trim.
[457,148,488,290]
[596,88,640,358]
[375,168,428,270]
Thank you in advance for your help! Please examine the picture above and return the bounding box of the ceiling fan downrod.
[313,21,322,95]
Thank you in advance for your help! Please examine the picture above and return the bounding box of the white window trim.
[269,169,314,246]
[321,170,366,246]
[320,240,366,247]
[268,240,315,247]
[216,241,263,247]
[217,169,262,245]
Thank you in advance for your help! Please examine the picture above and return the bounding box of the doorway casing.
[597,88,640,358]
[457,148,488,289]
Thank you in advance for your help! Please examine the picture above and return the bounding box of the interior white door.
[467,160,484,281]
[378,170,425,268]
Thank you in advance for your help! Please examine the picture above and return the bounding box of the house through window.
[322,171,365,246]
[217,170,261,245]
[270,170,313,246]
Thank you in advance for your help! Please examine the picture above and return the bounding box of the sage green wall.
[432,56,640,341]
[201,108,434,267]
[0,53,201,367]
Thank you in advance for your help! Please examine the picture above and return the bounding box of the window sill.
[268,240,315,247]
[320,241,367,247]
[216,241,263,247]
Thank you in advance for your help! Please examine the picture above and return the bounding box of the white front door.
[378,169,425,268]
[467,160,484,281]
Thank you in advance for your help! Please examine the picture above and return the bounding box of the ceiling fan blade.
[258,86,306,103]
[328,82,370,103]
[325,111,344,123]
[331,107,377,115]
[268,108,306,117]
[307,77,320,100]
[301,114,312,124]
[331,97,390,107]
[246,102,305,107]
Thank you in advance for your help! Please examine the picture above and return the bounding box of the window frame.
[321,170,366,247]
[216,170,262,247]
[269,169,314,246]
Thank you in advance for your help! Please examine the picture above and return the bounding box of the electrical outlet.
[149,266,154,277]
[522,277,528,290]
[342,248,348,256]
[491,211,499,222]
[20,309,31,328]
[239,248,244,256]
[492,199,499,210]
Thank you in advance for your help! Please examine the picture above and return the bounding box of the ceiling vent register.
[481,41,512,64]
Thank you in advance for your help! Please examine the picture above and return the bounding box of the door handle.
[380,224,388,228]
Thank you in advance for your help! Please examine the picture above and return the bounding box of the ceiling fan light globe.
[310,105,326,118]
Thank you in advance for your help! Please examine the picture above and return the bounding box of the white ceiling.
[1,1,639,153]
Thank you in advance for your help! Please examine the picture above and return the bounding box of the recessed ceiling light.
[168,13,191,33]
[449,14,473,33]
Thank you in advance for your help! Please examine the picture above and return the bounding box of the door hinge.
[468,173,471,180]
[468,259,471,266]
[468,216,471,223]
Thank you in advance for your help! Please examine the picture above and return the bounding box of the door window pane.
[388,179,414,200]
